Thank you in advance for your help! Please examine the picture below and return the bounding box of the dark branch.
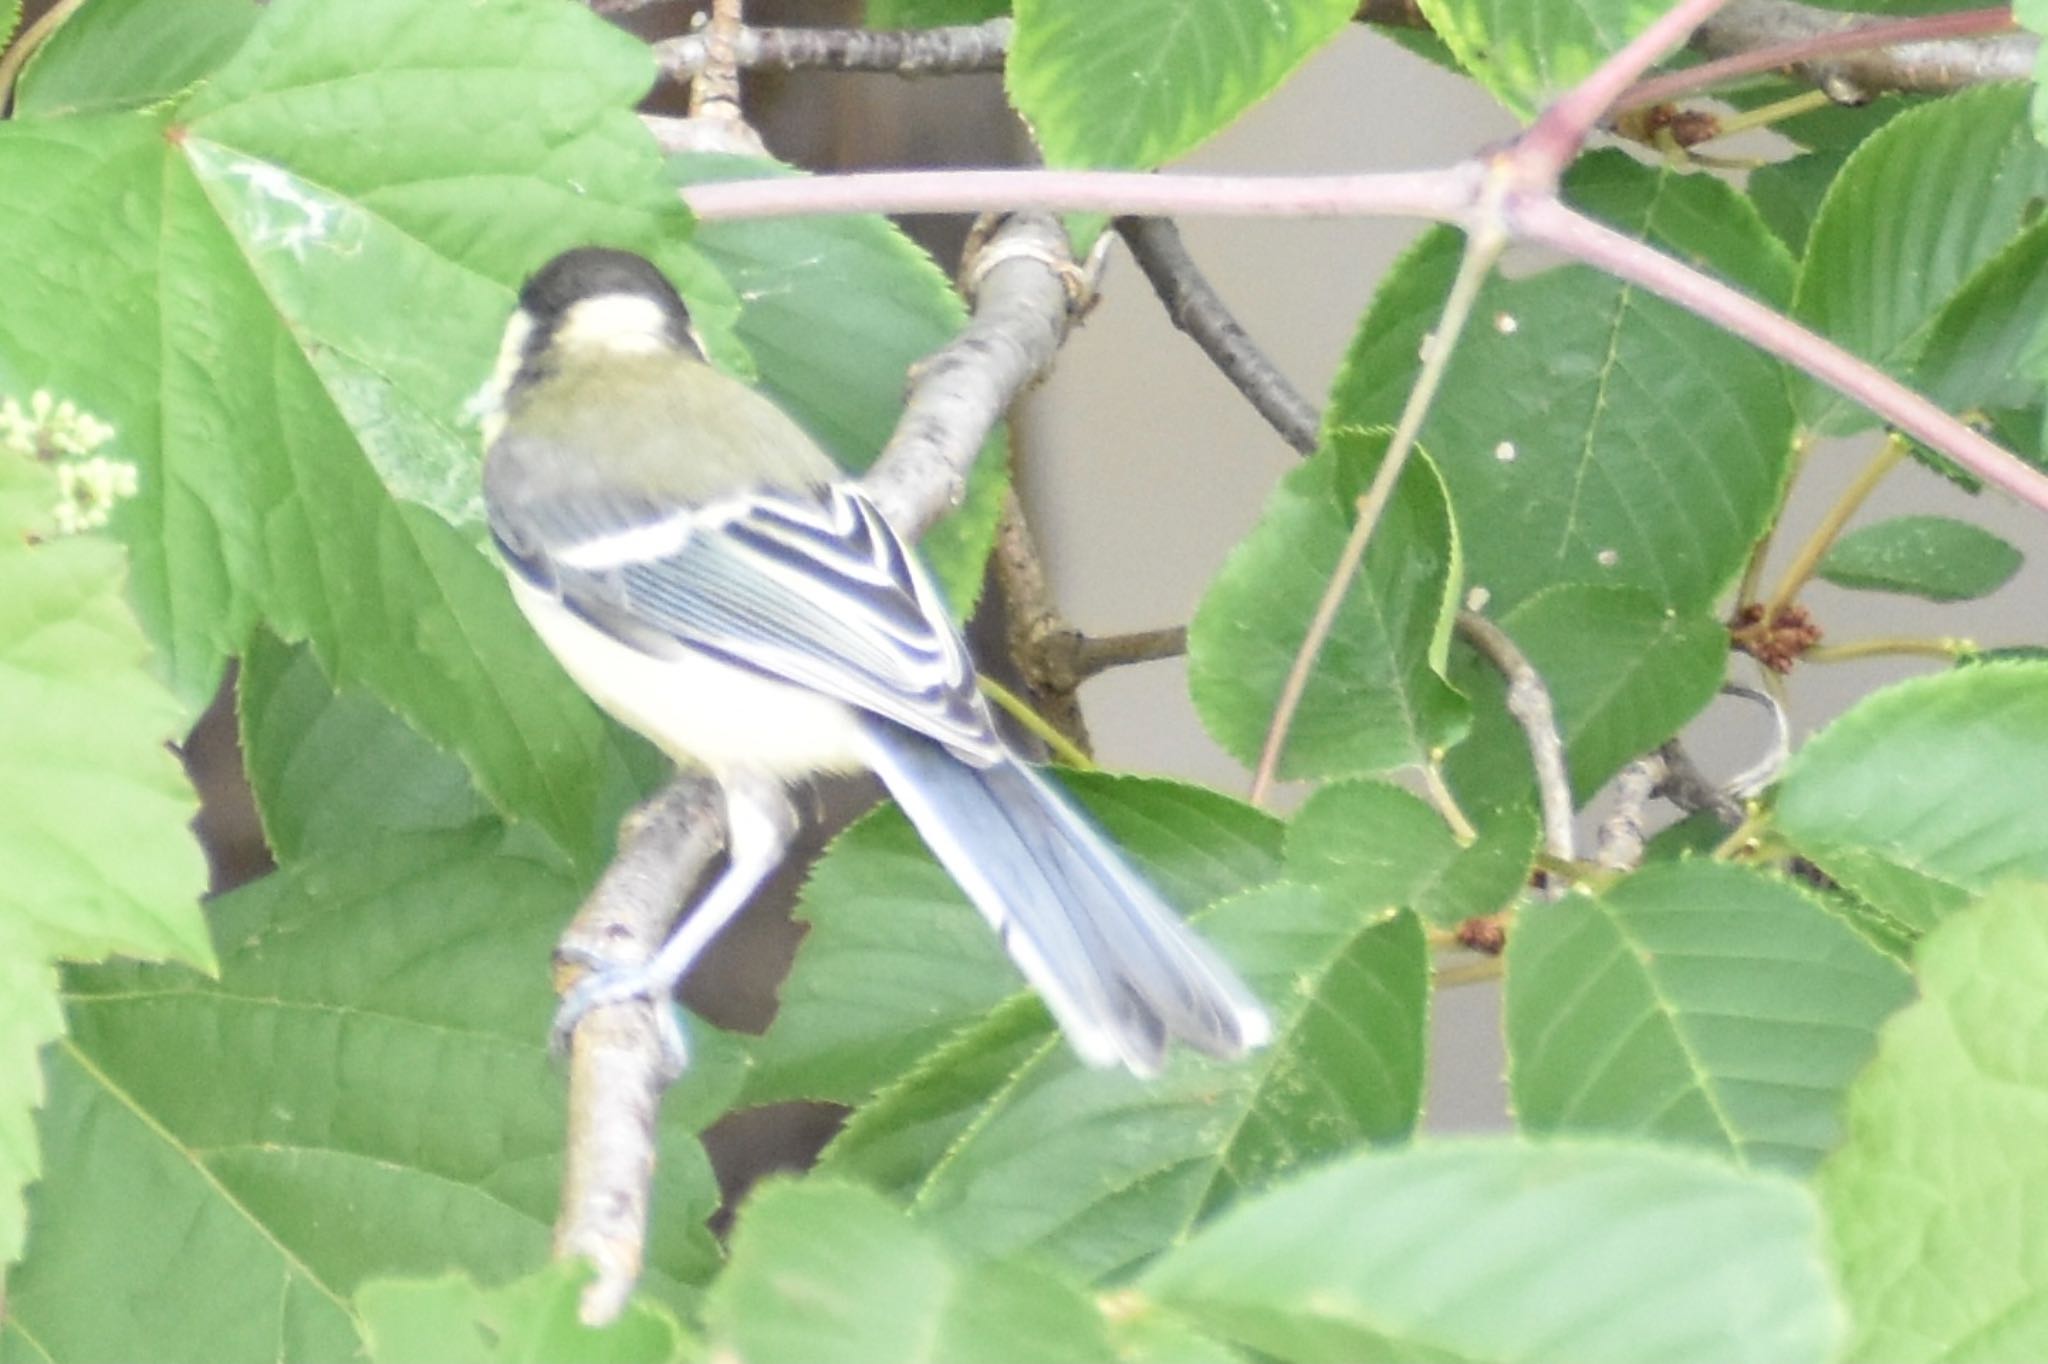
[1654,738,1744,826]
[1114,216,1322,456]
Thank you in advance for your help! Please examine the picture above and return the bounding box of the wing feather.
[490,465,1002,764]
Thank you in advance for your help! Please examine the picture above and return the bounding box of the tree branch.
[866,211,1083,537]
[1114,216,1322,455]
[656,18,1012,79]
[1676,2,2025,105]
[993,489,1094,754]
[1654,738,1745,827]
[1596,754,1665,871]
[553,776,723,1325]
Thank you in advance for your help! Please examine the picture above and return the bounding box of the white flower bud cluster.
[0,389,136,536]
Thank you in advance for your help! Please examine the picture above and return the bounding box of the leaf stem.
[1764,433,1906,619]
[981,676,1096,769]
[1804,635,1974,663]
[1422,762,1480,844]
[1707,87,1836,140]
[1434,957,1504,988]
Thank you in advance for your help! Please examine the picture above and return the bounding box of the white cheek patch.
[557,294,680,355]
[469,310,534,442]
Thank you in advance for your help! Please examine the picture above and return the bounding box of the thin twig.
[1072,627,1188,678]
[554,777,723,1326]
[1456,611,1577,865]
[1654,738,1744,827]
[1113,217,1322,455]
[656,18,1012,79]
[1721,682,1792,797]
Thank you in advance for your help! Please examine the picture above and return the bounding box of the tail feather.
[859,720,1271,1076]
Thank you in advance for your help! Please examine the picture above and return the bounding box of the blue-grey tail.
[858,719,1272,1076]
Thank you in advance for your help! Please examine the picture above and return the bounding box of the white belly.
[509,574,869,778]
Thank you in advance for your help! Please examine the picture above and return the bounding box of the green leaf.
[0,445,211,1266]
[1330,152,1796,618]
[1285,778,1536,927]
[746,776,1284,1106]
[1794,84,2048,433]
[14,0,258,117]
[1187,429,1465,782]
[706,1179,1112,1364]
[1821,881,2048,1363]
[675,154,1006,610]
[1508,862,1913,1174]
[1448,585,1728,808]
[238,631,497,864]
[1746,148,1848,256]
[1817,514,2023,601]
[1412,0,1674,119]
[6,827,741,1361]
[357,1265,692,1364]
[1774,662,2048,933]
[0,0,711,864]
[1913,216,2048,419]
[1143,1139,1844,1364]
[822,889,1427,1281]
[867,0,1010,25]
[1007,0,1354,168]
[0,448,211,969]
[0,910,60,1278]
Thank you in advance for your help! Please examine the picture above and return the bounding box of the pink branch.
[1512,194,2048,513]
[1521,0,1734,174]
[681,165,1480,222]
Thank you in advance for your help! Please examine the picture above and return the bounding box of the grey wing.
[487,453,1004,765]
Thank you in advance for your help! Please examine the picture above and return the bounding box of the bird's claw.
[550,962,692,1081]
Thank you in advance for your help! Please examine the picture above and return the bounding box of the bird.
[477,245,1271,1077]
